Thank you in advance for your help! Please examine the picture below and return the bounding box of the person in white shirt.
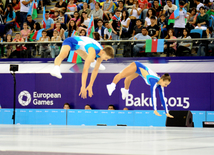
[20,0,33,30]
[163,0,177,18]
[129,0,142,19]
[121,10,131,37]
[194,0,204,12]
[173,1,187,37]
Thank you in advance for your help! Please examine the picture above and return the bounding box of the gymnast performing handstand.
[106,61,174,118]
[50,36,114,99]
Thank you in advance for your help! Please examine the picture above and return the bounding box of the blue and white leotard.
[62,36,103,58]
[134,61,168,114]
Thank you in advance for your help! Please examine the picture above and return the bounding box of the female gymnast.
[50,36,114,99]
[106,61,174,118]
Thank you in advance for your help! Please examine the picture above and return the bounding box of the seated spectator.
[186,7,197,31]
[121,10,131,37]
[144,8,156,27]
[57,11,65,24]
[55,21,65,40]
[4,4,16,36]
[89,2,103,27]
[95,19,105,39]
[194,0,204,12]
[132,19,144,37]
[164,28,177,56]
[30,22,41,37]
[147,16,159,38]
[93,32,101,40]
[158,14,167,38]
[102,0,114,20]
[65,0,77,19]
[197,27,212,56]
[5,34,14,58]
[163,0,177,19]
[108,104,115,110]
[51,10,59,23]
[173,1,187,37]
[123,107,128,110]
[133,27,151,57]
[12,0,20,24]
[79,29,86,36]
[116,0,127,13]
[42,11,54,38]
[177,28,192,56]
[21,22,30,41]
[195,6,209,30]
[129,0,142,19]
[204,0,214,11]
[79,2,91,16]
[27,15,36,31]
[51,30,61,58]
[38,30,51,58]
[77,11,90,32]
[9,33,26,58]
[153,0,163,18]
[68,20,77,37]
[126,0,134,6]
[89,0,95,10]
[50,0,67,13]
[69,11,80,22]
[85,104,92,110]
[63,103,70,109]
[104,22,112,40]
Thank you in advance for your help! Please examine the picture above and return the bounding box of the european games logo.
[18,91,31,106]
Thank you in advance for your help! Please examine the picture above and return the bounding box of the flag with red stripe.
[87,14,94,38]
[43,7,47,29]
[145,39,164,53]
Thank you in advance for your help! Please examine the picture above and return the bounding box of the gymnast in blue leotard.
[50,36,114,99]
[107,61,174,118]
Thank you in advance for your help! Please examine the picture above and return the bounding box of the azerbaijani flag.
[32,28,44,40]
[27,0,37,19]
[67,50,83,63]
[94,0,99,3]
[43,6,47,29]
[71,30,79,36]
[63,0,67,3]
[168,8,187,25]
[87,14,95,38]
[159,0,162,6]
[175,0,179,8]
[108,28,112,39]
[32,1,37,19]
[145,39,164,53]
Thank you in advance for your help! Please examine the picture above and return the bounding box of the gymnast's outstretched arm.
[79,47,96,99]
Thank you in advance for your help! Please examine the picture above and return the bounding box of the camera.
[10,65,19,72]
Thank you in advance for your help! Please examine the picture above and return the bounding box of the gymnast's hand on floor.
[166,113,174,118]
[79,87,87,99]
[86,86,93,98]
[154,110,162,116]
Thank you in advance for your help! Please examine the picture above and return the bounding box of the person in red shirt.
[138,0,149,20]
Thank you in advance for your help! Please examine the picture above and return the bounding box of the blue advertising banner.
[0,72,213,111]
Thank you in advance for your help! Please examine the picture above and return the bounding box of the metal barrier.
[0,38,214,58]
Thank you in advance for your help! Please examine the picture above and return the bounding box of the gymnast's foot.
[90,60,106,70]
[154,110,162,116]
[121,88,129,100]
[166,113,174,118]
[106,83,116,96]
[50,66,62,79]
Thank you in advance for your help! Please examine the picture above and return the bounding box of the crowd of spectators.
[0,0,214,58]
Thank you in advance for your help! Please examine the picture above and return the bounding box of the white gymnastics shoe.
[50,66,62,79]
[90,60,106,70]
[121,88,129,100]
[106,83,116,96]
